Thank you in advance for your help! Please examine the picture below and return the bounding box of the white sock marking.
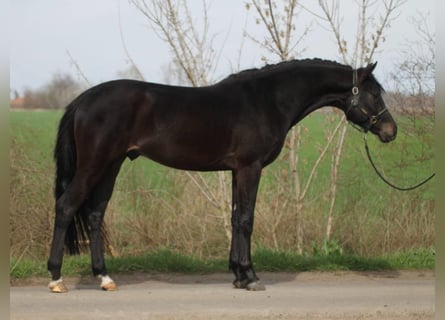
[98,275,114,286]
[48,278,63,288]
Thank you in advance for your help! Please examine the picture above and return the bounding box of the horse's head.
[345,62,397,143]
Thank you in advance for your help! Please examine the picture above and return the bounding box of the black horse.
[47,59,397,292]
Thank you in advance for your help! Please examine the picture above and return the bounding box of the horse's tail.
[54,101,89,255]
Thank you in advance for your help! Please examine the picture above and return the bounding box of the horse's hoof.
[246,280,266,291]
[233,278,248,289]
[101,281,118,291]
[99,275,118,291]
[48,279,68,293]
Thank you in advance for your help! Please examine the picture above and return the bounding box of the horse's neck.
[274,66,353,126]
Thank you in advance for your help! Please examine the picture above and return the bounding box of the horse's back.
[68,80,238,170]
[68,79,283,171]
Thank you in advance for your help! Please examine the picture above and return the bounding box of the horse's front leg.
[230,163,265,291]
[229,171,243,285]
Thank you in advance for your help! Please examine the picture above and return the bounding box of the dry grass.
[10,138,55,259]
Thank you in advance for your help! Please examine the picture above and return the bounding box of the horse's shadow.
[73,269,401,290]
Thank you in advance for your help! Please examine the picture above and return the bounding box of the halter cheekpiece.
[347,68,388,133]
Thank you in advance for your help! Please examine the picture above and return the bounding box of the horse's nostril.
[376,124,397,143]
[381,122,397,142]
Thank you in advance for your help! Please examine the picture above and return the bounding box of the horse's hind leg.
[85,156,125,291]
[47,169,103,293]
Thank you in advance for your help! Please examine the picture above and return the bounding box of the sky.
[10,0,434,96]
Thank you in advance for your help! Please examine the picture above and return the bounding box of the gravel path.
[10,270,435,320]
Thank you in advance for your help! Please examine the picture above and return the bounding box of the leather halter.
[347,69,388,133]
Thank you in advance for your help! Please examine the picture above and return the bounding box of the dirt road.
[10,271,434,320]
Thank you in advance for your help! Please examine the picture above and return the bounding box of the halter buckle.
[352,86,359,95]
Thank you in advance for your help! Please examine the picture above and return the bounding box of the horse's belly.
[137,138,234,171]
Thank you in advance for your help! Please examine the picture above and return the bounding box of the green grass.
[386,247,436,269]
[10,247,434,279]
[10,110,62,166]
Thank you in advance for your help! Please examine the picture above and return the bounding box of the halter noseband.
[347,69,388,133]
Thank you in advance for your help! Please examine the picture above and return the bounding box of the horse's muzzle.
[375,122,397,143]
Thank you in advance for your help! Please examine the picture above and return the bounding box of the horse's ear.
[359,62,377,82]
[369,61,377,72]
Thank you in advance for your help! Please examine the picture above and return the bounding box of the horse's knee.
[239,218,254,236]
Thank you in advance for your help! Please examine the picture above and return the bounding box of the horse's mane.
[219,58,352,84]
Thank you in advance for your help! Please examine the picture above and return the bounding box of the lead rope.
[363,134,435,191]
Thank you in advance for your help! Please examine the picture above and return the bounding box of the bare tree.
[66,50,92,87]
[21,73,84,109]
[310,0,407,66]
[130,0,233,243]
[116,65,145,81]
[390,11,435,116]
[130,0,221,86]
[247,0,344,253]
[246,0,310,61]
[308,0,407,242]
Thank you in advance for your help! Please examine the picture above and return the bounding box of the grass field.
[10,247,435,279]
[10,109,435,267]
